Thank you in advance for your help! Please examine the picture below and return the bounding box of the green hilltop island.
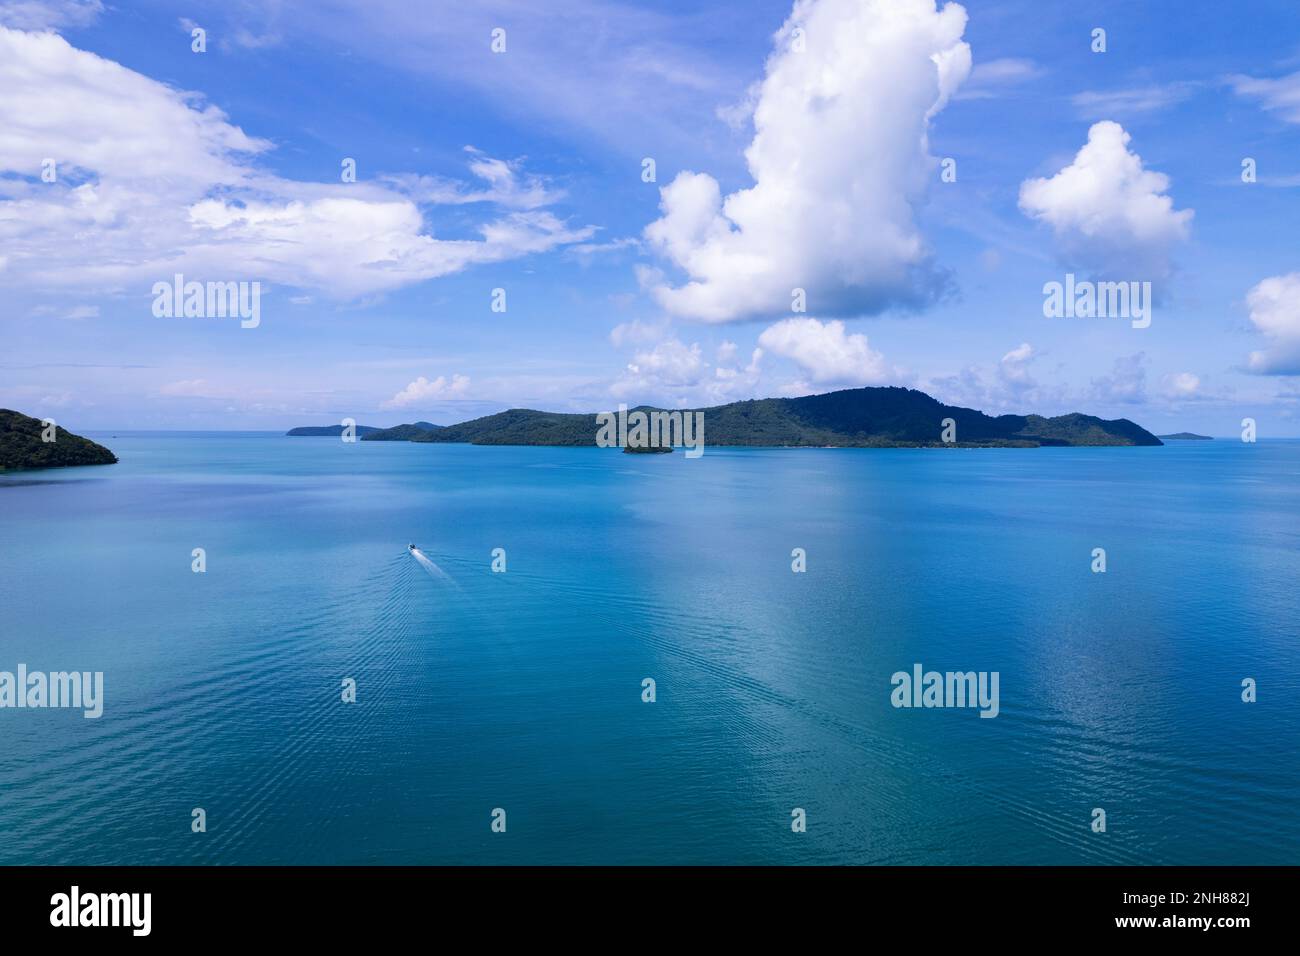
[285,421,439,438]
[312,386,1164,449]
[0,409,118,471]
[1156,432,1213,440]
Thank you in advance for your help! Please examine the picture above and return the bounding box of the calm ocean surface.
[1,434,1297,865]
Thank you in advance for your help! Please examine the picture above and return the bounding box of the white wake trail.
[409,547,451,582]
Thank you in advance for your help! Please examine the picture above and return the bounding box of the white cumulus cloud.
[1019,121,1192,283]
[1162,371,1202,398]
[1245,272,1300,374]
[608,318,669,349]
[997,342,1038,394]
[927,342,1068,412]
[1089,353,1148,405]
[642,0,970,323]
[383,374,471,409]
[757,318,892,385]
[623,339,706,388]
[609,337,711,402]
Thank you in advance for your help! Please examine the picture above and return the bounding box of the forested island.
[0,410,118,471]
[304,386,1165,449]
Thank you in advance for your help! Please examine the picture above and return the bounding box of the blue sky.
[2,0,1300,435]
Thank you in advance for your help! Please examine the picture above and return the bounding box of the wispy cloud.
[1072,82,1198,118]
[955,57,1044,100]
[1229,70,1300,123]
[0,26,595,300]
[228,0,743,159]
[0,0,101,31]
[381,148,564,210]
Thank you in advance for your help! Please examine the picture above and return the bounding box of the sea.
[1,433,1297,864]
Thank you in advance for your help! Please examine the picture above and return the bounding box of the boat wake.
[408,545,452,582]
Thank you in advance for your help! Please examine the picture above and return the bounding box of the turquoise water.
[1,434,1297,865]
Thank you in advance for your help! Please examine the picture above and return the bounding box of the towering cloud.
[643,0,971,323]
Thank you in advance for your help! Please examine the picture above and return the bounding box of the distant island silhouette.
[286,424,384,437]
[286,422,443,437]
[289,386,1165,449]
